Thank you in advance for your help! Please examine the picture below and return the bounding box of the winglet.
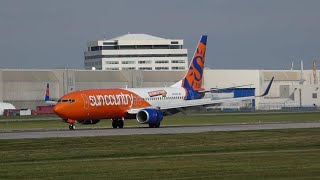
[257,77,274,97]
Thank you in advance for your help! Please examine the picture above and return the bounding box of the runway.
[1,122,320,139]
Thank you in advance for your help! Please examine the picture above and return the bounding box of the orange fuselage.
[53,89,151,120]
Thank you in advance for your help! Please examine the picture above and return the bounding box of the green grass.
[1,111,320,131]
[0,128,320,179]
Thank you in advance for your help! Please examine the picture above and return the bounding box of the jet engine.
[136,109,163,124]
[76,120,100,125]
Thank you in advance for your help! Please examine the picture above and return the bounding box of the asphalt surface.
[0,122,320,139]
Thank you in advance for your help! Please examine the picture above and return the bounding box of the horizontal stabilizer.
[257,77,274,97]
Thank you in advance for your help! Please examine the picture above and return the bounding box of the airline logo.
[89,93,134,107]
[182,35,207,90]
[148,90,167,97]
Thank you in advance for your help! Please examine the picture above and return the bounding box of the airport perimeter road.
[1,122,320,139]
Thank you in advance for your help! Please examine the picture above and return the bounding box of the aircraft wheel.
[112,120,118,128]
[148,122,160,128]
[154,122,160,128]
[69,124,75,130]
[118,120,124,128]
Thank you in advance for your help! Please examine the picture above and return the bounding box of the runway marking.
[4,148,320,165]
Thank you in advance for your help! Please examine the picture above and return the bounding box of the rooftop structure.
[84,34,188,71]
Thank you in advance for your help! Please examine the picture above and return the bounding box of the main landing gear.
[112,119,124,128]
[69,124,76,130]
[148,122,160,128]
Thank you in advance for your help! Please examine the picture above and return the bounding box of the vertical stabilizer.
[44,83,50,101]
[171,35,207,90]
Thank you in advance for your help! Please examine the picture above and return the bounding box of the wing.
[199,84,254,93]
[127,77,274,114]
[127,96,255,114]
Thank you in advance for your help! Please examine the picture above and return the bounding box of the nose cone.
[53,104,66,118]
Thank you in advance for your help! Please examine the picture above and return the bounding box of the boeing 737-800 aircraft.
[52,35,273,130]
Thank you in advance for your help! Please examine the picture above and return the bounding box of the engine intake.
[136,109,163,124]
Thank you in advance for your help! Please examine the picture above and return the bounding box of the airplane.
[52,35,274,130]
[44,83,57,105]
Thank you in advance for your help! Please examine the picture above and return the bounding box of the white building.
[2,68,320,110]
[84,34,188,71]
[204,69,320,110]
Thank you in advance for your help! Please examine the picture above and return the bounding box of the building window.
[102,46,117,50]
[105,61,119,64]
[155,67,169,70]
[172,66,185,70]
[103,42,117,45]
[153,45,170,49]
[122,61,135,64]
[171,60,185,63]
[155,60,169,64]
[119,45,136,49]
[104,68,119,70]
[138,60,151,64]
[122,67,135,70]
[171,41,179,44]
[137,45,153,49]
[139,67,152,70]
[85,54,187,60]
[312,93,317,99]
[169,45,181,49]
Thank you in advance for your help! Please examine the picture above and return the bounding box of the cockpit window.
[58,99,75,103]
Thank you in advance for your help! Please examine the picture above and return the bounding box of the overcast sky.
[1,0,320,70]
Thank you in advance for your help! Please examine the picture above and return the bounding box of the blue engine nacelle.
[136,109,163,124]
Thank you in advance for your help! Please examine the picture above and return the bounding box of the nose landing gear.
[69,124,76,130]
[67,119,76,130]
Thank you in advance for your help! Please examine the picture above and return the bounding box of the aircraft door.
[81,94,89,109]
